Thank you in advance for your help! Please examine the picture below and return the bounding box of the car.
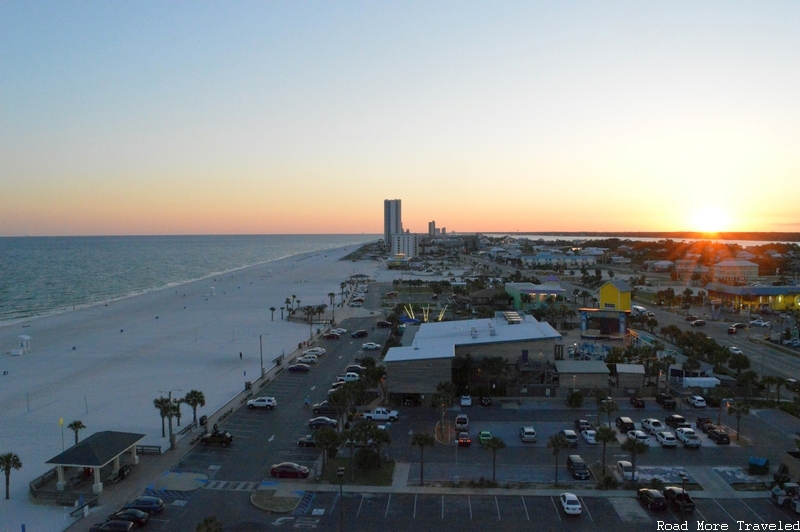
[750,319,770,327]
[615,416,635,432]
[455,414,470,431]
[123,495,165,515]
[574,419,592,432]
[687,396,706,408]
[270,462,310,479]
[581,429,597,444]
[708,428,731,444]
[297,434,317,447]
[107,509,149,527]
[690,319,706,327]
[787,379,800,392]
[637,488,668,511]
[728,346,743,355]
[675,428,702,448]
[478,430,492,444]
[322,332,341,340]
[519,426,537,443]
[730,322,747,330]
[703,395,721,407]
[630,396,645,408]
[559,493,582,515]
[303,347,326,356]
[460,395,473,407]
[345,364,366,374]
[331,328,348,335]
[246,396,277,409]
[362,342,381,350]
[641,418,666,434]
[480,396,492,406]
[288,363,311,373]
[308,416,338,429]
[312,400,340,416]
[351,330,368,338]
[666,414,691,429]
[376,320,392,328]
[727,325,738,335]
[329,380,346,390]
[696,417,715,433]
[685,315,699,322]
[457,432,472,446]
[617,460,638,481]
[298,354,318,364]
[200,430,233,447]
[663,486,695,513]
[349,301,363,307]
[559,429,579,447]
[567,454,590,479]
[90,522,134,532]
[656,431,678,447]
[627,430,649,443]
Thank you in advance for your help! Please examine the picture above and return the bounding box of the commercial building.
[391,233,420,258]
[712,260,759,284]
[383,199,402,247]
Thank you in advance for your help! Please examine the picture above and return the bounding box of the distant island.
[480,231,800,242]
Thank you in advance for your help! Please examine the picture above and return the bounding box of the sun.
[690,207,732,233]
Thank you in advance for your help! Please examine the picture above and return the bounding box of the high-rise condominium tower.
[384,199,402,247]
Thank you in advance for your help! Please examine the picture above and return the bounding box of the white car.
[519,426,537,443]
[617,460,638,480]
[460,395,473,407]
[581,429,597,444]
[641,418,666,434]
[675,428,702,448]
[687,396,707,408]
[627,430,649,443]
[750,319,770,327]
[362,342,381,350]
[728,346,743,355]
[560,493,582,515]
[303,347,326,356]
[332,328,348,335]
[349,301,363,307]
[298,354,318,364]
[246,396,277,410]
[656,431,678,447]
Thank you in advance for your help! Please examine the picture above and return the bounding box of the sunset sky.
[1,2,798,236]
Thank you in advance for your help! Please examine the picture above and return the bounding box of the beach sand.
[0,245,385,530]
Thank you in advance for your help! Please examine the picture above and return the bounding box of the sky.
[1,2,799,236]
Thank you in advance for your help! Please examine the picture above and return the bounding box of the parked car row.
[90,496,165,531]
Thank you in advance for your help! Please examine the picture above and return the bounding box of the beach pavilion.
[45,431,145,494]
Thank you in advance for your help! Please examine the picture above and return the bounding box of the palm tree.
[411,432,436,486]
[620,438,648,482]
[296,299,301,310]
[340,282,347,303]
[67,420,86,446]
[599,399,619,427]
[328,292,336,307]
[284,298,292,316]
[315,426,341,470]
[154,396,172,437]
[0,452,22,499]
[183,390,206,426]
[291,295,296,309]
[482,436,506,482]
[269,307,276,321]
[280,306,285,320]
[546,433,570,484]
[728,401,751,441]
[172,398,183,427]
[596,425,618,475]
[302,306,316,339]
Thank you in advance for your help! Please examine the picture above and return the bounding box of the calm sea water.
[0,235,375,323]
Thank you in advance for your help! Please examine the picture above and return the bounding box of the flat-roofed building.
[713,259,759,284]
[555,360,610,390]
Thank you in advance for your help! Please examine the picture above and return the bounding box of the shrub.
[354,448,380,470]
[566,390,584,408]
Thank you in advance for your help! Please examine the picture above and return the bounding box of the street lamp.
[337,466,345,532]
[159,388,182,450]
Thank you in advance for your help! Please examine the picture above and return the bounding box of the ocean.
[0,234,376,324]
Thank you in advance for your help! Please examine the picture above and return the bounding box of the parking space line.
[521,496,530,520]
[579,497,592,521]
[356,494,364,517]
[713,499,737,523]
[551,497,561,522]
[414,494,417,519]
[696,508,708,523]
[739,499,766,523]
[469,495,473,519]
[385,494,391,518]
[442,495,444,519]
[495,496,501,520]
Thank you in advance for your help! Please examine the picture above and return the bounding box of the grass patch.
[250,490,302,513]
[320,456,395,486]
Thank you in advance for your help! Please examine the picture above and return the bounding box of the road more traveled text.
[658,522,800,531]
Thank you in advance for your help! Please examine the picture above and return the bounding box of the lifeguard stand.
[18,335,31,352]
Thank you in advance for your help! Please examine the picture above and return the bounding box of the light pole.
[337,466,345,532]
[680,471,689,495]
[159,388,182,450]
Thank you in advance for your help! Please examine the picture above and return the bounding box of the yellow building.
[598,280,632,312]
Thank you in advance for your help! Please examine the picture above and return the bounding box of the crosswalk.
[204,480,261,491]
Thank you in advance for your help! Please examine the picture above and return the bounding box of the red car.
[323,332,341,339]
[271,462,310,479]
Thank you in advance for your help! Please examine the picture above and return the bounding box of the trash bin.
[749,456,769,475]
[245,381,252,390]
[199,415,208,427]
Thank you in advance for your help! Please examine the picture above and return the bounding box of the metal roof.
[46,431,146,468]
[554,360,610,374]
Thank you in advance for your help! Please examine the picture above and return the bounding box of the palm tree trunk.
[419,448,424,485]
[161,416,166,438]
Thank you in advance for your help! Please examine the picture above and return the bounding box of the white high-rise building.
[384,199,402,247]
[391,234,420,258]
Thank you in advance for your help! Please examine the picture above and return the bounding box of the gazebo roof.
[46,431,146,468]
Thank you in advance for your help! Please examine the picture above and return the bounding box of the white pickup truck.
[337,372,361,383]
[362,407,399,422]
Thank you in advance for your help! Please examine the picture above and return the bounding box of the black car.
[123,495,165,515]
[90,521,134,532]
[696,417,714,433]
[312,400,340,416]
[287,363,311,373]
[297,434,317,447]
[200,430,233,447]
[690,319,706,327]
[308,416,338,429]
[663,487,695,513]
[685,315,699,321]
[376,321,392,328]
[574,419,593,432]
[351,330,368,338]
[630,396,645,408]
[708,429,731,444]
[665,414,689,429]
[637,488,667,511]
[108,509,149,526]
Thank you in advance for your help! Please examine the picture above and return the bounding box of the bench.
[136,445,162,455]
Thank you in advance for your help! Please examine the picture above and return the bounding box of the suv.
[200,430,233,447]
[656,393,677,410]
[666,414,690,429]
[663,487,695,513]
[351,330,369,338]
[519,426,537,443]
[686,396,706,408]
[567,455,590,480]
[637,489,667,510]
[246,397,277,410]
[630,396,645,408]
[312,400,340,416]
[615,416,635,432]
[559,429,579,447]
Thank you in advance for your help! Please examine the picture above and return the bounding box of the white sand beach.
[0,245,388,531]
